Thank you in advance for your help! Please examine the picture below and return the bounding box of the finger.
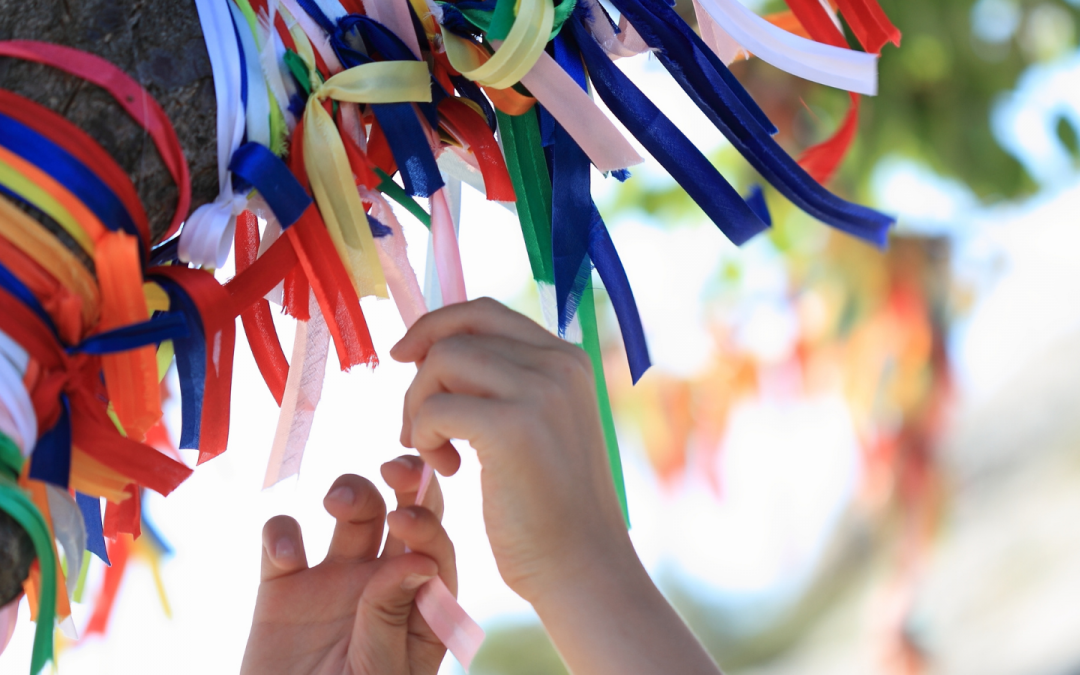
[323,474,388,562]
[381,455,445,518]
[261,515,309,582]
[349,553,443,671]
[411,393,514,463]
[381,455,445,558]
[390,297,559,364]
[400,334,528,448]
[386,506,458,595]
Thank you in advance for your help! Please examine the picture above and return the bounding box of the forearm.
[531,551,722,675]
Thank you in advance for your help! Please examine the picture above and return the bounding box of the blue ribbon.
[565,15,770,246]
[588,211,650,383]
[450,75,497,131]
[229,143,313,228]
[28,395,71,490]
[140,509,174,556]
[148,276,206,450]
[366,213,394,238]
[76,492,110,565]
[0,259,58,337]
[70,312,189,355]
[0,113,143,249]
[587,1,893,246]
[150,237,181,266]
[292,0,446,197]
[550,36,651,382]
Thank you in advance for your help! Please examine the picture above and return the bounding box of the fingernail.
[395,507,418,520]
[274,538,295,561]
[326,485,355,506]
[401,573,435,590]
[391,456,417,470]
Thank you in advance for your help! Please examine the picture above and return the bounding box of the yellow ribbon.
[0,150,96,255]
[301,55,432,298]
[442,0,554,90]
[0,196,100,329]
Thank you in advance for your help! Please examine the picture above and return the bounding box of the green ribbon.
[0,437,56,675]
[497,109,553,283]
[498,109,629,525]
[374,168,432,229]
[449,0,578,42]
[0,432,23,480]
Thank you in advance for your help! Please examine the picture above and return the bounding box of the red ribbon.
[286,117,379,369]
[0,287,193,496]
[150,267,237,465]
[0,90,150,255]
[0,40,191,243]
[231,210,291,406]
[782,1,859,184]
[834,0,901,54]
[438,98,517,202]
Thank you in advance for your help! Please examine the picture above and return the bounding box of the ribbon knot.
[179,191,249,269]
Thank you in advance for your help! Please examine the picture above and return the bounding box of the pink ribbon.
[429,187,468,306]
[412,461,485,671]
[263,291,330,488]
[518,51,643,173]
[0,597,17,657]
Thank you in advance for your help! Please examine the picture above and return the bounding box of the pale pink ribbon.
[263,290,331,488]
[364,0,424,59]
[362,188,428,329]
[379,178,482,670]
[280,0,345,73]
[0,598,18,658]
[517,51,643,173]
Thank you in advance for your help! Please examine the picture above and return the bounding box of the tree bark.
[0,0,218,605]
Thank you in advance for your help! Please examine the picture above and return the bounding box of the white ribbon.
[582,0,651,59]
[259,1,300,133]
[693,0,878,95]
[45,485,86,598]
[279,0,345,73]
[184,0,249,268]
[230,1,273,148]
[0,329,36,455]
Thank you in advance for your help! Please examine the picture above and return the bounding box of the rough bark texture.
[0,0,219,245]
[0,0,219,604]
[0,509,35,607]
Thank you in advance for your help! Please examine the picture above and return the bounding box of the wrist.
[525,533,648,617]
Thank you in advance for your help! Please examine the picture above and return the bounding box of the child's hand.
[390,298,633,604]
[240,458,454,675]
[392,299,722,675]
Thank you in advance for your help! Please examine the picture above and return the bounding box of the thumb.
[349,553,440,672]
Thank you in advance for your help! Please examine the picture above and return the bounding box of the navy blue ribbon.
[550,36,651,382]
[28,395,71,490]
[148,276,206,450]
[565,15,770,246]
[76,492,110,565]
[0,113,143,249]
[229,143,313,228]
[292,0,446,197]
[588,211,650,383]
[588,1,893,246]
[70,312,189,355]
[149,237,181,266]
